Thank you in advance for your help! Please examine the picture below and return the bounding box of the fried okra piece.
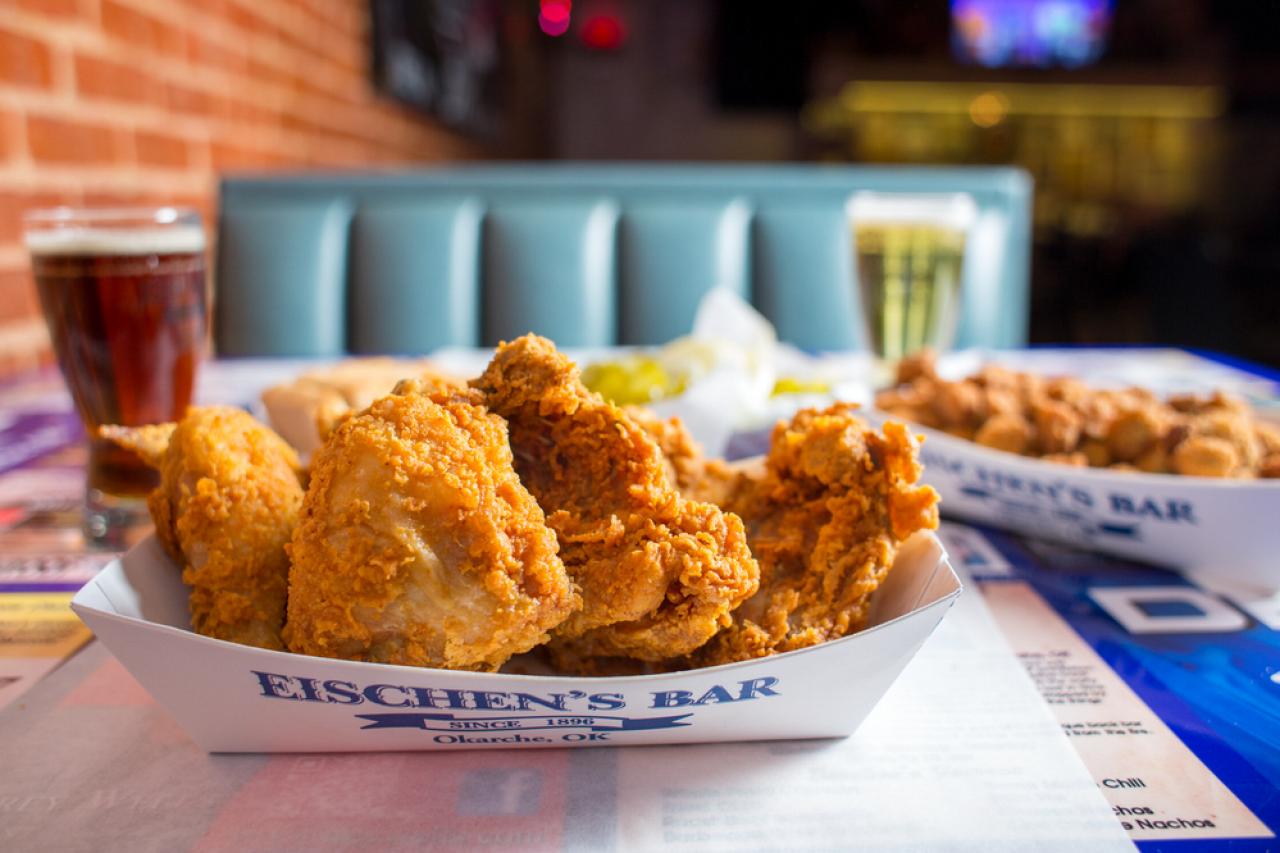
[1171,436,1239,478]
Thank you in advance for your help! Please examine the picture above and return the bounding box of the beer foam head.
[25,225,205,257]
[847,192,977,230]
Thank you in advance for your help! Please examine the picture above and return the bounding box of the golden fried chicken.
[693,403,939,666]
[283,388,579,671]
[100,407,305,650]
[262,358,464,456]
[626,406,744,506]
[472,335,758,664]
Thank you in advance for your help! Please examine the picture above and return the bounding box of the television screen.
[952,0,1112,68]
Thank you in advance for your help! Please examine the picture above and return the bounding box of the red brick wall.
[0,0,478,375]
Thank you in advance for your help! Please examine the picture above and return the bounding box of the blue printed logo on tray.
[251,670,782,745]
[922,447,1199,542]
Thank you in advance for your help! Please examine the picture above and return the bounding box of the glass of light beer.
[848,192,976,363]
[23,207,207,548]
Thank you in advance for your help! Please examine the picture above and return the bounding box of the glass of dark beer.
[23,207,207,548]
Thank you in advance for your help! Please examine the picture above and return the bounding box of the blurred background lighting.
[539,0,571,36]
[968,91,1010,127]
[952,0,1113,68]
[539,11,570,36]
[581,14,627,51]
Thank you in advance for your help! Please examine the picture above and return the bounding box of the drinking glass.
[23,207,208,548]
[849,192,976,363]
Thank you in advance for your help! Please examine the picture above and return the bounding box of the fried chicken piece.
[1256,422,1280,478]
[100,407,304,650]
[471,335,758,663]
[873,381,940,429]
[1261,454,1280,478]
[1106,408,1165,462]
[1078,392,1122,441]
[692,404,939,667]
[1081,438,1111,467]
[627,406,745,506]
[1195,409,1261,472]
[1256,420,1280,456]
[931,380,984,431]
[1132,444,1167,473]
[1042,451,1088,467]
[974,413,1032,454]
[1167,390,1247,416]
[1171,435,1239,478]
[262,358,464,456]
[1045,376,1090,406]
[100,421,174,467]
[283,389,578,671]
[1032,398,1083,454]
[895,349,937,385]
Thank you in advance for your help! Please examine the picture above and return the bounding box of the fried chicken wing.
[471,335,759,664]
[100,407,304,650]
[693,403,939,666]
[283,388,579,671]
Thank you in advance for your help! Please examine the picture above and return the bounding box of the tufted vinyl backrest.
[215,164,1032,355]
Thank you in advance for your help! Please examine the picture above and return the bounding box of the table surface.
[1,349,1278,853]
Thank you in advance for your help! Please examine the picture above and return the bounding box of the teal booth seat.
[215,165,1032,356]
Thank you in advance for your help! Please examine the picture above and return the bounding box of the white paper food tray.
[71,532,960,753]
[868,412,1280,589]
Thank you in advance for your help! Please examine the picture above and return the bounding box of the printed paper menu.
[982,580,1271,842]
[0,592,92,709]
[936,520,1280,850]
[612,562,1131,852]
